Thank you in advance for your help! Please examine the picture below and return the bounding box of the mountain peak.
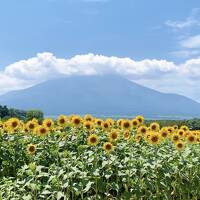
[0,75,200,118]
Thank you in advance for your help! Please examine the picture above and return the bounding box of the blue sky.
[0,0,199,67]
[1,0,200,102]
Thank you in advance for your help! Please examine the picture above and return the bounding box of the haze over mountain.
[0,75,200,118]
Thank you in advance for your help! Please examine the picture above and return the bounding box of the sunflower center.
[40,128,46,134]
[46,122,52,127]
[90,137,97,143]
[151,136,158,142]
[29,146,35,152]
[105,144,112,150]
[188,136,194,142]
[177,143,183,148]
[29,124,35,129]
[12,121,18,128]
[124,122,130,128]
[74,119,80,124]
[59,118,65,124]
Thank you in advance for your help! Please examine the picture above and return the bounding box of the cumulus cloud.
[0,52,200,102]
[180,34,200,49]
[165,8,200,30]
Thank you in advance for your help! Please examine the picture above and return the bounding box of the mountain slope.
[0,75,200,117]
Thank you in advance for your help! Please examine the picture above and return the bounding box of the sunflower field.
[0,115,200,200]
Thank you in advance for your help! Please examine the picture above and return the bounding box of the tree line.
[0,105,43,121]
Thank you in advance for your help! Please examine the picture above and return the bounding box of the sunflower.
[101,121,110,130]
[123,130,130,140]
[171,133,180,143]
[37,126,49,136]
[173,125,178,130]
[106,118,114,126]
[7,118,20,131]
[149,123,160,132]
[27,144,36,154]
[103,142,113,152]
[84,121,94,131]
[135,115,144,124]
[117,119,123,128]
[177,129,185,137]
[186,133,197,144]
[84,114,93,122]
[95,119,103,127]
[175,141,185,150]
[57,115,68,127]
[167,127,174,134]
[26,120,38,132]
[121,120,132,130]
[148,132,161,145]
[88,134,99,146]
[135,133,143,143]
[131,118,140,128]
[108,129,119,142]
[43,118,54,129]
[137,125,148,135]
[71,116,82,127]
[160,127,169,139]
[180,125,189,132]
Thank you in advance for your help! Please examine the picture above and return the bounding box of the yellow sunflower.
[131,118,140,128]
[148,131,161,145]
[117,119,123,128]
[103,142,113,153]
[108,129,119,142]
[71,115,82,127]
[27,144,36,154]
[37,126,49,136]
[137,125,148,135]
[26,120,38,132]
[101,121,110,130]
[84,114,93,122]
[43,118,54,129]
[57,115,68,127]
[135,133,143,143]
[88,134,99,146]
[175,141,185,150]
[7,118,21,131]
[135,115,144,124]
[177,129,185,137]
[171,133,180,143]
[149,122,160,132]
[84,121,94,131]
[121,120,132,130]
[95,118,104,127]
[160,127,169,139]
[186,133,197,144]
[180,125,189,132]
[123,130,131,140]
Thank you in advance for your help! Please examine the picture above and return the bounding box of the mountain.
[0,75,200,118]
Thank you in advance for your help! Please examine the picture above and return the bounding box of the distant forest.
[0,105,43,122]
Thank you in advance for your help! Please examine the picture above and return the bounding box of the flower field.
[0,115,200,200]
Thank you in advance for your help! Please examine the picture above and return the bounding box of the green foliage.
[26,110,44,122]
[145,119,200,130]
[0,129,199,199]
[0,105,44,121]
[0,105,9,119]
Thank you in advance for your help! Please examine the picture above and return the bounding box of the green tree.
[26,110,44,122]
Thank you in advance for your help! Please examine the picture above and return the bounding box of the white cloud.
[180,34,200,49]
[165,8,200,30]
[165,18,200,30]
[1,52,200,102]
[170,50,200,58]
